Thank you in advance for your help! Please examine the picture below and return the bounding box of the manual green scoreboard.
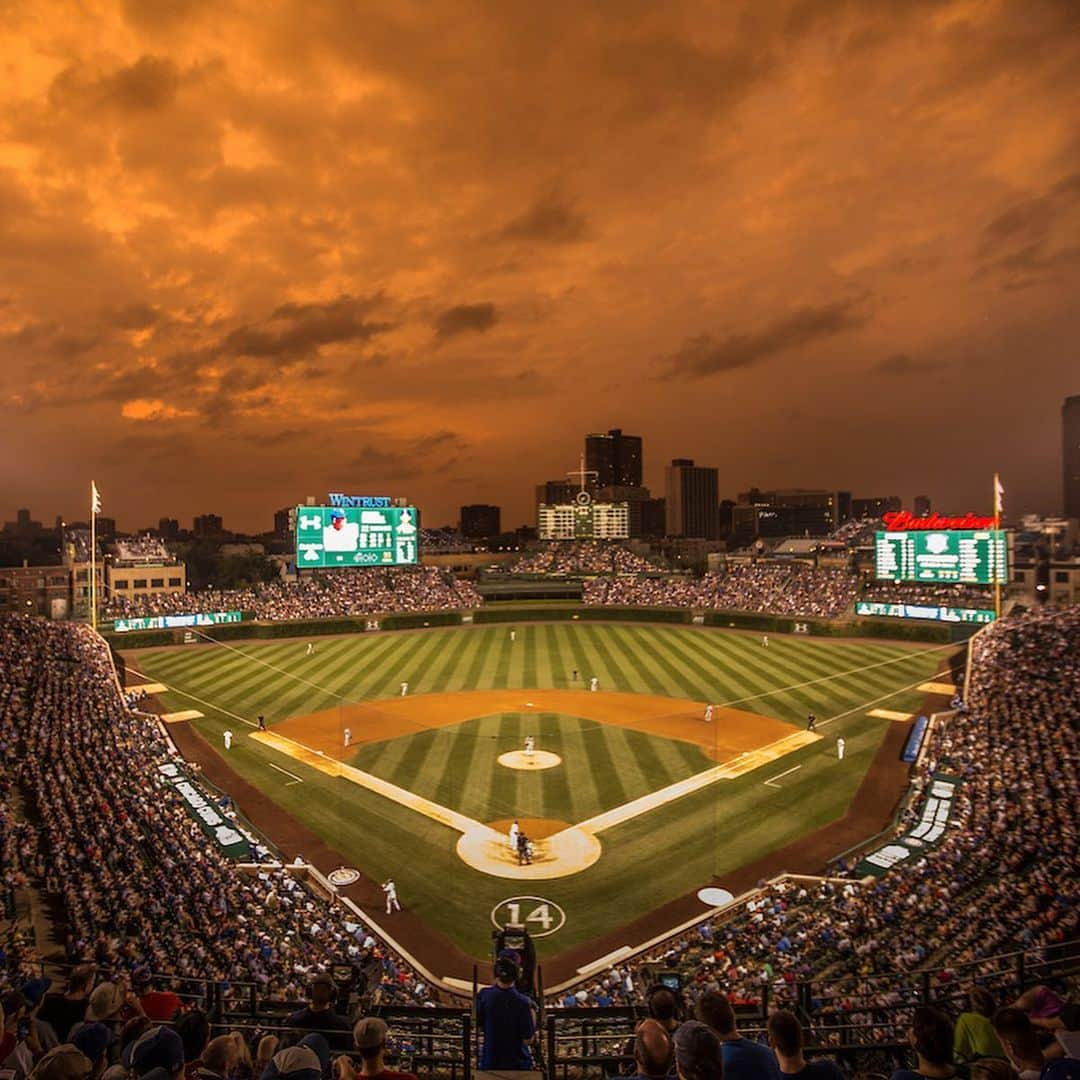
[874,529,1007,585]
[296,505,420,567]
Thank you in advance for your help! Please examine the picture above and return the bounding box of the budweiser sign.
[882,511,996,531]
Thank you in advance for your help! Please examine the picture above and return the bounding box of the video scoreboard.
[874,529,1007,585]
[296,505,419,567]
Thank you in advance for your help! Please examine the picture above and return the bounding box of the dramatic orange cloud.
[1,0,1078,530]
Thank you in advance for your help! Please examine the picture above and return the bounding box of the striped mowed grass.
[130,623,947,961]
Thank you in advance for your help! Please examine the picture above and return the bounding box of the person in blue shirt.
[696,989,780,1080]
[767,1010,844,1080]
[475,958,535,1070]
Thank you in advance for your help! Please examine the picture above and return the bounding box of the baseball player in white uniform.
[400,681,408,696]
[704,705,713,723]
[762,635,769,647]
[510,629,516,642]
[382,878,400,913]
[223,729,233,750]
[837,737,846,760]
[508,819,520,853]
[524,735,535,759]
[590,676,599,692]
[306,642,315,655]
[343,728,352,748]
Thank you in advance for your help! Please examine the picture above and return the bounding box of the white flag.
[993,474,1004,516]
[91,481,102,515]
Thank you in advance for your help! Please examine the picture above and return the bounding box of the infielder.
[806,713,817,732]
[508,819,520,853]
[400,681,409,696]
[590,676,599,692]
[223,729,233,750]
[382,878,400,913]
[837,737,846,760]
[704,705,713,723]
[524,735,535,759]
[257,714,266,731]
[343,728,352,748]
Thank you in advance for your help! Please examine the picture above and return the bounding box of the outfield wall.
[103,603,971,649]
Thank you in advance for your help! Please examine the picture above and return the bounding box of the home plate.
[697,887,734,908]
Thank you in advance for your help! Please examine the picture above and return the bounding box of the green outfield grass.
[130,623,949,965]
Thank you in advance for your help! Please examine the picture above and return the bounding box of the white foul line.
[763,764,802,788]
[266,761,304,785]
[125,668,257,727]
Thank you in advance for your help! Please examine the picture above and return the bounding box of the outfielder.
[510,629,516,642]
[762,635,769,648]
[306,642,315,656]
[382,878,400,913]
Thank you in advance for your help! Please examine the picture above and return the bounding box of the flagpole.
[90,481,97,632]
[993,473,1001,621]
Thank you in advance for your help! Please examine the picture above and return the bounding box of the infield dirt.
[274,688,793,762]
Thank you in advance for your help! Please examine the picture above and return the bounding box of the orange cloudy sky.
[1,0,1078,531]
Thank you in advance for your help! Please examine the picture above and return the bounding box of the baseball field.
[126,622,951,976]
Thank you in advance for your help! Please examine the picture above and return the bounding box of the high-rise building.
[273,507,293,539]
[96,517,117,539]
[665,459,719,539]
[851,495,902,520]
[460,504,501,539]
[1064,394,1080,520]
[594,485,652,537]
[913,494,932,518]
[157,518,180,539]
[585,429,643,488]
[193,514,224,538]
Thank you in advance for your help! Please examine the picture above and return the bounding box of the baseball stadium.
[2,520,1077,1079]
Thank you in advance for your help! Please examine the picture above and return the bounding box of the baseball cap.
[122,1025,185,1077]
[297,1033,330,1075]
[21,977,53,1008]
[87,982,125,1021]
[72,1022,117,1063]
[673,1021,723,1074]
[28,1045,93,1080]
[352,1017,388,1050]
[329,509,345,520]
[264,1045,322,1080]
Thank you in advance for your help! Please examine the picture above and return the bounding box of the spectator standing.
[283,975,351,1052]
[767,1011,844,1080]
[475,958,535,1071]
[697,989,780,1080]
[626,1019,674,1080]
[890,1007,956,1080]
[672,1021,723,1080]
[954,989,1005,1063]
[38,968,95,1044]
[334,1017,417,1080]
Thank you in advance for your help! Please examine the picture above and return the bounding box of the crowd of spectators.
[549,605,1079,1048]
[860,581,996,610]
[102,568,480,623]
[0,617,437,1024]
[111,538,174,564]
[586,562,858,617]
[509,542,658,576]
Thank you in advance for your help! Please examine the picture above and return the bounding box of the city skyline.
[1,2,1078,531]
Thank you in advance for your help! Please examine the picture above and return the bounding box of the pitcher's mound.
[498,750,561,771]
[456,823,601,879]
